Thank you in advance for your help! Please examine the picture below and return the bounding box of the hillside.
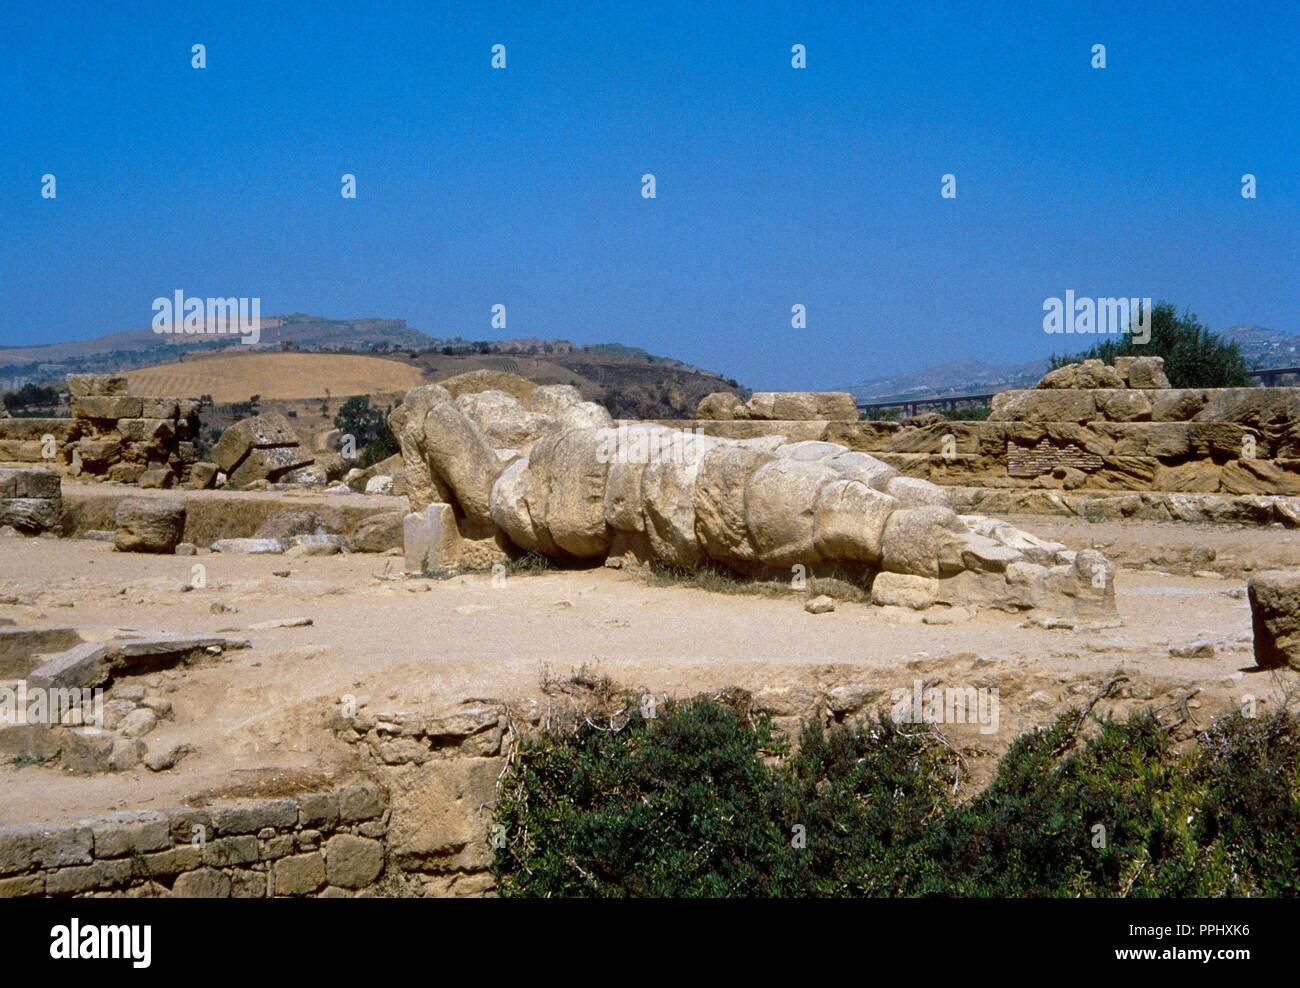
[0,315,743,420]
[840,358,1050,403]
[124,352,427,403]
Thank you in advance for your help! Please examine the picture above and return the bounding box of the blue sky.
[1,1,1295,388]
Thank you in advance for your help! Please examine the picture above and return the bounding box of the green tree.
[1051,301,1249,388]
[333,395,399,465]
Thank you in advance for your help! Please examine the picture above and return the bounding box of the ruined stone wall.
[0,375,207,488]
[332,701,505,898]
[684,385,1300,498]
[0,784,389,898]
[0,466,62,534]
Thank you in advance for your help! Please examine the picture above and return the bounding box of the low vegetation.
[647,562,872,603]
[1051,301,1250,388]
[493,694,1300,897]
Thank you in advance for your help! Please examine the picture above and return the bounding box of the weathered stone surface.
[1126,356,1171,389]
[211,412,300,472]
[404,502,459,575]
[212,799,298,834]
[880,505,965,577]
[745,391,854,421]
[696,392,747,420]
[0,874,44,897]
[0,497,61,533]
[871,572,940,609]
[1248,570,1300,670]
[297,792,340,829]
[989,390,1097,423]
[80,811,170,857]
[387,758,500,872]
[421,400,504,526]
[349,510,404,552]
[45,859,133,895]
[885,475,950,507]
[27,642,109,690]
[745,458,840,565]
[1036,360,1124,390]
[114,497,185,553]
[0,467,60,499]
[228,445,314,487]
[337,782,384,822]
[490,458,552,554]
[693,445,773,566]
[526,430,613,557]
[203,835,260,867]
[455,389,554,449]
[273,852,326,895]
[1101,390,1152,422]
[324,834,384,888]
[387,384,456,513]
[210,537,283,554]
[59,728,117,773]
[68,374,128,398]
[812,479,895,563]
[137,467,175,489]
[72,395,142,419]
[138,846,203,878]
[172,867,232,898]
[254,509,327,542]
[439,369,536,403]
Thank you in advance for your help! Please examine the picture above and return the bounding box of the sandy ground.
[2,518,1298,825]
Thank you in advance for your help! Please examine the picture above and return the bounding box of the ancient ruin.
[389,377,1116,617]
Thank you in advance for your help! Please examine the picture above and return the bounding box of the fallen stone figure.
[390,381,1116,616]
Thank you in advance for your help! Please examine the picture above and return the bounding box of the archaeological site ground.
[3,1,1294,970]
[2,358,1298,915]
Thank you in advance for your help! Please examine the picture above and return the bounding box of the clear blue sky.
[1,1,1295,388]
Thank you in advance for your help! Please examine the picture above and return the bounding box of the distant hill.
[0,315,744,420]
[0,314,428,385]
[840,358,1050,403]
[842,326,1297,402]
[1220,325,1300,369]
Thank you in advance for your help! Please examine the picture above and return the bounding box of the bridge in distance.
[854,366,1300,418]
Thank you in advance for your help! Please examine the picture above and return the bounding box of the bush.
[1050,301,1249,388]
[493,695,1300,897]
[334,395,398,466]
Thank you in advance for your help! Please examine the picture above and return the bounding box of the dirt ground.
[3,514,1298,826]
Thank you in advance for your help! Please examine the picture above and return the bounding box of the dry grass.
[125,352,425,402]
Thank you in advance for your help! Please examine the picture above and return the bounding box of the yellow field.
[125,352,426,403]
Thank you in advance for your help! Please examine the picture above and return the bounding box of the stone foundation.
[0,785,389,898]
[0,375,207,488]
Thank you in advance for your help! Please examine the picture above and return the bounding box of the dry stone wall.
[0,374,212,489]
[0,784,388,898]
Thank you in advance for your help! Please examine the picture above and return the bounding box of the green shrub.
[1050,301,1249,388]
[493,695,1300,897]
